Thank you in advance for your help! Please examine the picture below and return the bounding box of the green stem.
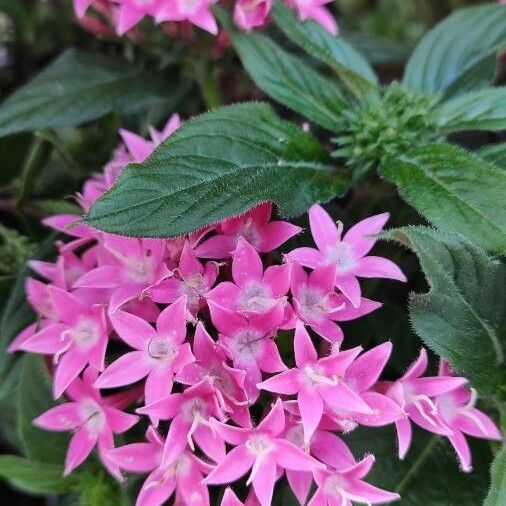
[200,71,221,109]
[395,435,439,495]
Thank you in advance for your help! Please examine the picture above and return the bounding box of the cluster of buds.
[10,114,501,506]
[73,0,338,36]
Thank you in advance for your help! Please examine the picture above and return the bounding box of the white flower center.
[70,318,101,348]
[303,365,338,388]
[325,242,356,274]
[245,434,273,458]
[148,336,176,362]
[236,219,261,249]
[297,286,330,322]
[80,398,105,436]
[239,282,273,313]
[229,330,264,363]
[126,257,154,283]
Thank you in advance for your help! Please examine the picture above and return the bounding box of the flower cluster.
[73,0,338,36]
[11,115,501,506]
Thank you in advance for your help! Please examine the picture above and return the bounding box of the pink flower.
[33,368,138,478]
[290,262,381,343]
[310,455,400,505]
[221,488,245,506]
[150,240,219,316]
[137,377,227,466]
[258,322,372,443]
[112,0,164,36]
[325,342,402,429]
[234,0,272,31]
[207,237,290,317]
[383,348,468,459]
[204,399,324,506]
[111,428,213,506]
[208,300,287,402]
[289,204,406,307]
[156,0,219,35]
[176,322,251,427]
[18,286,108,398]
[435,360,501,472]
[195,203,301,259]
[94,296,194,408]
[285,0,338,35]
[73,0,94,18]
[74,234,171,314]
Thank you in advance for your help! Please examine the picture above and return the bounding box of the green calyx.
[332,82,440,177]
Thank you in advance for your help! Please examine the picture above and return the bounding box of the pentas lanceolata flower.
[73,0,338,36]
[11,115,501,505]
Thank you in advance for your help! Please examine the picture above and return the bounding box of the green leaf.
[0,233,56,382]
[380,143,506,254]
[403,4,506,98]
[0,49,175,137]
[86,102,349,237]
[384,226,505,396]
[271,3,377,96]
[477,143,506,169]
[77,465,129,506]
[485,447,506,506]
[436,88,506,132]
[347,426,492,505]
[0,455,77,495]
[18,354,70,464]
[222,14,347,130]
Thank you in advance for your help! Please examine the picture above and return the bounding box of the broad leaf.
[381,143,506,254]
[385,226,505,397]
[223,20,346,130]
[0,456,76,495]
[342,30,408,65]
[403,4,506,98]
[436,88,506,132]
[86,102,349,237]
[271,3,377,95]
[347,426,492,505]
[18,354,70,464]
[0,49,177,137]
[78,466,130,506]
[478,143,506,169]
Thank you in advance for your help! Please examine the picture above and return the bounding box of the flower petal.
[95,351,151,389]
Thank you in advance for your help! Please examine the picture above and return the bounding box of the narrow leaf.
[271,2,377,95]
[86,102,349,237]
[0,49,176,137]
[0,455,76,495]
[223,19,347,130]
[381,143,506,254]
[436,88,506,132]
[403,4,506,98]
[385,226,505,396]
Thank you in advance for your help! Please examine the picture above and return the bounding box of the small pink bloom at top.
[204,399,324,506]
[234,0,272,31]
[74,234,171,314]
[137,377,226,466]
[310,455,400,505]
[33,367,138,479]
[435,360,501,472]
[195,203,302,259]
[150,240,219,316]
[18,286,109,398]
[285,0,338,35]
[258,322,372,444]
[176,323,251,427]
[207,237,290,317]
[289,204,406,307]
[290,262,381,343]
[156,0,219,35]
[208,301,287,402]
[95,296,194,408]
[382,348,468,459]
